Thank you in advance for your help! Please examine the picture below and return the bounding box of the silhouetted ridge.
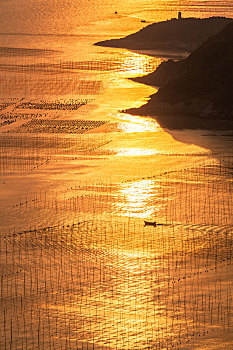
[95,17,232,53]
[128,21,233,124]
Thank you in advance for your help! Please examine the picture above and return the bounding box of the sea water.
[0,0,233,349]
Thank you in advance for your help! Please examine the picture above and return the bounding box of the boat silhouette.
[144,220,157,227]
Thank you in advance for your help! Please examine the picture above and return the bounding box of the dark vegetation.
[95,17,232,53]
[127,21,233,126]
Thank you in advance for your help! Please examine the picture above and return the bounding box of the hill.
[95,17,232,54]
[126,21,233,127]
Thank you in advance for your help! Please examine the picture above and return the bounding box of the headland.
[95,16,232,54]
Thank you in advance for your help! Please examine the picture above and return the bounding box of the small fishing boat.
[144,221,157,227]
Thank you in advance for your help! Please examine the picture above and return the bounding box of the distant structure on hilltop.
[95,15,233,54]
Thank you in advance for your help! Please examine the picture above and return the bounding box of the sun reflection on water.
[114,179,161,218]
[117,148,159,156]
[116,113,160,133]
[119,52,162,77]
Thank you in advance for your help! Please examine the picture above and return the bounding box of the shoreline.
[126,104,233,131]
[95,16,233,54]
[124,20,233,132]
